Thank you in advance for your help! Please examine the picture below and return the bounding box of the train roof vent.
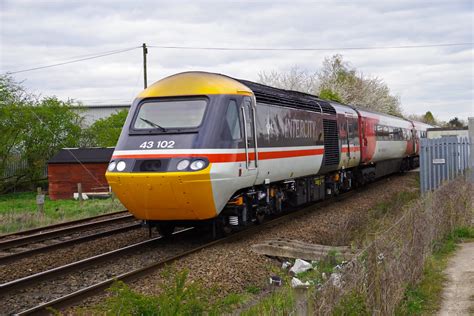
[317,100,337,115]
[237,79,322,112]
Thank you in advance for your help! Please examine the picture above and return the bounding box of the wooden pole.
[142,43,148,89]
[36,187,45,214]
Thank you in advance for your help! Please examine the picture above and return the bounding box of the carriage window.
[383,126,389,140]
[226,100,241,140]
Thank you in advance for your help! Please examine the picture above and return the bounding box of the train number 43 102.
[139,140,175,149]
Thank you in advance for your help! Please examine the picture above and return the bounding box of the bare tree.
[257,66,318,94]
[257,55,403,116]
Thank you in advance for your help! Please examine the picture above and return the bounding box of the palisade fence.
[2,158,48,179]
[3,158,28,178]
[420,136,471,194]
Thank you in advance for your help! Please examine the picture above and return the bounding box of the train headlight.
[176,159,190,171]
[190,159,206,171]
[116,161,127,172]
[107,161,117,172]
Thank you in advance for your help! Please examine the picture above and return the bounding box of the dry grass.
[312,177,473,315]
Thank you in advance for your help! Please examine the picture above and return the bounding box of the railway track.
[0,211,137,264]
[0,183,366,315]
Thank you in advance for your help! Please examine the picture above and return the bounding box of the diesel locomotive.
[106,72,430,236]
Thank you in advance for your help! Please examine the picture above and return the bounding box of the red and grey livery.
[106,72,430,235]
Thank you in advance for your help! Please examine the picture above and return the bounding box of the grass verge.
[0,192,124,234]
[395,227,474,315]
[351,188,419,246]
[88,268,245,315]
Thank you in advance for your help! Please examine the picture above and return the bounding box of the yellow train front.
[106,72,260,235]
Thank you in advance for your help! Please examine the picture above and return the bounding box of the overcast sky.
[1,0,472,121]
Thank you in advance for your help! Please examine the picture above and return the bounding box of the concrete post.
[469,117,474,183]
[36,187,45,214]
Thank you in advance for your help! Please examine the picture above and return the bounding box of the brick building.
[48,148,114,200]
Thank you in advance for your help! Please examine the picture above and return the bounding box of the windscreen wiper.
[140,118,167,132]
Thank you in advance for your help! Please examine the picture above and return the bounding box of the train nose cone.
[106,168,217,220]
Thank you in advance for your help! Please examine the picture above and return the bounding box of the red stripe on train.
[112,148,325,163]
[341,146,361,153]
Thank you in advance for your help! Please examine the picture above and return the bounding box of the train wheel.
[157,223,175,237]
[222,225,233,236]
[256,211,265,225]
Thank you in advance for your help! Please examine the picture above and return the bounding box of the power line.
[148,42,473,51]
[6,46,141,74]
[5,42,472,75]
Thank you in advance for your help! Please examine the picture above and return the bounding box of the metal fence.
[2,158,47,179]
[2,158,29,178]
[420,136,471,194]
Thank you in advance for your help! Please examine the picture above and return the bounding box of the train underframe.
[148,155,419,237]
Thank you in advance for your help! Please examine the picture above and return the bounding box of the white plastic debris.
[330,273,343,288]
[291,277,311,288]
[289,259,312,275]
[73,193,89,200]
[321,272,328,281]
[281,261,291,270]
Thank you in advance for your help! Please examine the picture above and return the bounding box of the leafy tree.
[22,97,84,181]
[0,76,30,183]
[318,55,402,115]
[0,75,85,192]
[319,88,343,103]
[86,109,129,147]
[423,111,436,125]
[447,117,465,128]
[408,111,439,125]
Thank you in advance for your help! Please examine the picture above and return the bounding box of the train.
[105,71,431,236]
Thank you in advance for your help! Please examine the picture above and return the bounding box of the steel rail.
[0,210,128,239]
[0,228,195,297]
[0,222,142,265]
[13,176,397,315]
[0,213,134,251]
[12,182,373,315]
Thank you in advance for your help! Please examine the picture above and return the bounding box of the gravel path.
[438,242,474,316]
[73,173,418,310]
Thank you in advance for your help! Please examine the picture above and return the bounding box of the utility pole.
[142,43,148,89]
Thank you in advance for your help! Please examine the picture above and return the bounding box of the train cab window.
[226,100,241,140]
[133,98,207,130]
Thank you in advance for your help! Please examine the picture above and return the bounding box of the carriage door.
[241,97,259,180]
[345,115,351,160]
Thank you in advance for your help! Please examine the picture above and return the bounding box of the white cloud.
[1,0,472,121]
